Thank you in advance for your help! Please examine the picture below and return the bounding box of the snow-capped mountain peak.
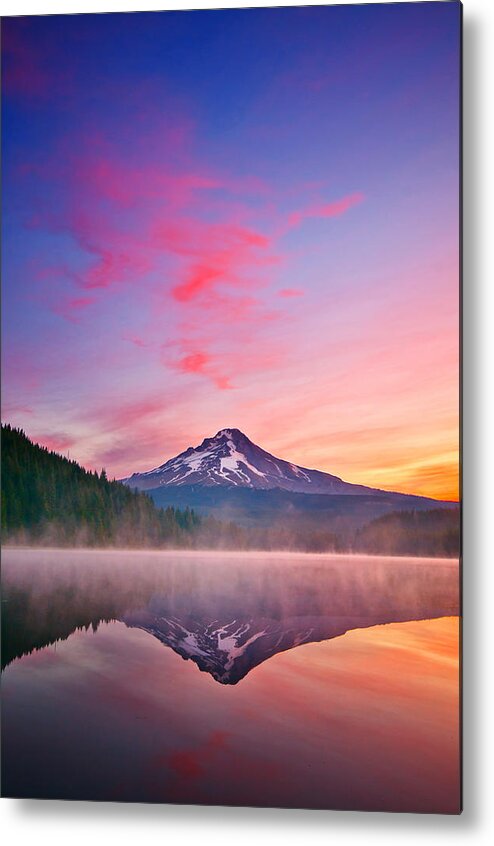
[123,428,379,495]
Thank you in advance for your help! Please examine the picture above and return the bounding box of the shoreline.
[2,545,460,564]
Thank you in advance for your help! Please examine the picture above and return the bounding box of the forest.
[1,425,205,547]
[354,508,460,558]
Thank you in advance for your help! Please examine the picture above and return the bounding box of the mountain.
[123,427,392,496]
[122,428,457,546]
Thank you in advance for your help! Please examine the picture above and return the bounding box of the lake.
[1,547,460,813]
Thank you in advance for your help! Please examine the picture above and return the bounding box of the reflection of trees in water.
[2,549,459,677]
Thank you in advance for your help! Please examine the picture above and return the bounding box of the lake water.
[1,548,460,813]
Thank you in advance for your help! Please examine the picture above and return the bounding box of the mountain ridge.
[122,427,420,499]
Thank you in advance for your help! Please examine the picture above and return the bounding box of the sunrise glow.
[2,5,460,500]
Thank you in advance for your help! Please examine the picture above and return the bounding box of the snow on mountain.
[122,427,381,495]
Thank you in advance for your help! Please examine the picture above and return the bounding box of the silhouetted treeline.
[353,508,460,558]
[1,425,202,547]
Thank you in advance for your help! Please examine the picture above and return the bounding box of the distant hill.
[354,509,460,558]
[145,483,457,538]
[1,425,202,547]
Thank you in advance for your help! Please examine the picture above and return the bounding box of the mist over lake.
[2,547,460,812]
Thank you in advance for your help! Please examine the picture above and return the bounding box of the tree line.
[353,507,460,558]
[1,425,204,547]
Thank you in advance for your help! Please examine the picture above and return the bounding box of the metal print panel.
[1,2,461,813]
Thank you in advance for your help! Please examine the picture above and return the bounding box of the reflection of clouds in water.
[167,730,230,779]
[2,611,460,811]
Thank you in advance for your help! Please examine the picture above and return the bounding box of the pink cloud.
[288,191,364,228]
[22,133,279,322]
[22,140,226,298]
[75,153,221,213]
[86,397,166,433]
[19,119,362,395]
[77,396,180,472]
[173,350,232,390]
[170,225,272,303]
[167,332,284,392]
[31,432,76,453]
[79,389,199,475]
[177,351,209,374]
[279,287,304,298]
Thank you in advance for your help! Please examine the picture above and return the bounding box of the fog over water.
[2,547,460,811]
[2,547,459,674]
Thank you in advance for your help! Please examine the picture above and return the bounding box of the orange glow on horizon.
[338,457,460,501]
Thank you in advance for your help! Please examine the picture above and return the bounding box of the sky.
[1,3,460,500]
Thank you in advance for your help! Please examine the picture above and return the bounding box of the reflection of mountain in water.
[123,607,363,685]
[2,548,459,683]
